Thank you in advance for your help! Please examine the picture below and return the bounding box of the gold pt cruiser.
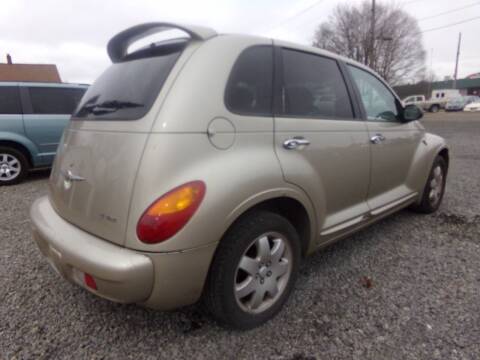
[30,22,449,329]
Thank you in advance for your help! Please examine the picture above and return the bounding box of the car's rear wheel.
[430,104,440,113]
[0,147,29,185]
[203,210,301,330]
[411,155,447,213]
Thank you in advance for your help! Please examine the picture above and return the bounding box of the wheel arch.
[412,133,450,203]
[438,147,449,170]
[0,139,34,167]
[222,190,317,258]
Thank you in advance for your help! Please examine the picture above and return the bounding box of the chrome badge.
[62,170,85,190]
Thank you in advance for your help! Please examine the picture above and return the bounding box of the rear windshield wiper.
[79,100,144,115]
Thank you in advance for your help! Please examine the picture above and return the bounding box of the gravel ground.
[1,112,479,359]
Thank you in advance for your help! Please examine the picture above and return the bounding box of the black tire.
[429,104,440,113]
[203,210,301,330]
[411,156,447,213]
[0,146,29,185]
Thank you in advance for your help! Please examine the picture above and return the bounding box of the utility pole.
[370,0,376,68]
[453,32,462,89]
[427,48,434,98]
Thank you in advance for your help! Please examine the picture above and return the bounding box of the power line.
[266,0,324,32]
[419,15,480,33]
[418,2,480,22]
[403,0,425,6]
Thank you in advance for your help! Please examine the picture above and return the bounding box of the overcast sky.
[1,0,479,84]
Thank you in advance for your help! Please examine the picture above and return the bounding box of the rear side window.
[74,44,184,121]
[281,49,354,119]
[28,87,86,115]
[225,46,273,116]
[0,87,22,114]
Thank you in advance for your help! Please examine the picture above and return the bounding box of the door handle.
[62,170,85,182]
[370,134,386,144]
[283,137,310,150]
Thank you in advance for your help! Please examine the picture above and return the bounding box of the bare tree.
[312,1,426,85]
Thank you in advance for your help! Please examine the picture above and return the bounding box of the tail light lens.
[137,181,206,244]
[84,273,97,290]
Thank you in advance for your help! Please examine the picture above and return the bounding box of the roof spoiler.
[107,22,217,63]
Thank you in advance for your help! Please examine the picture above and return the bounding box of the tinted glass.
[0,87,22,114]
[29,87,86,115]
[225,46,273,116]
[74,45,183,121]
[348,65,399,122]
[281,49,353,119]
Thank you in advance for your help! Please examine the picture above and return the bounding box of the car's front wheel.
[203,210,301,329]
[429,104,440,113]
[0,147,29,185]
[411,155,447,213]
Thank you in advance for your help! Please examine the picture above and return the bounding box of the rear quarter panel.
[22,114,70,166]
[0,115,24,136]
[125,132,317,252]
[0,118,40,166]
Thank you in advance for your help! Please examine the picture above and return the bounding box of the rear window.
[28,87,86,115]
[74,43,184,121]
[0,86,22,114]
[225,46,274,116]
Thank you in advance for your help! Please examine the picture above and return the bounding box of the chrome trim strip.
[370,192,418,216]
[320,214,368,236]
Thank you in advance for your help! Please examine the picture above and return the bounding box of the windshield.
[73,41,185,121]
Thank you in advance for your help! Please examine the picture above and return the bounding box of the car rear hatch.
[48,23,216,246]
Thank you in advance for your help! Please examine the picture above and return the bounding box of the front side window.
[348,65,399,122]
[29,87,86,115]
[225,46,273,116]
[281,49,354,119]
[0,87,22,114]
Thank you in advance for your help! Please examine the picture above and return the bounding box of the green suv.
[0,82,87,184]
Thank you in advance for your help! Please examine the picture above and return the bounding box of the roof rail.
[107,22,217,63]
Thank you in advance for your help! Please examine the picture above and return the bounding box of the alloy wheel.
[234,232,293,314]
[0,153,21,182]
[429,165,444,207]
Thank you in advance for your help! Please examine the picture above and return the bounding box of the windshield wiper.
[80,100,144,115]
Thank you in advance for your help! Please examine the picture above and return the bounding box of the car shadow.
[27,168,51,182]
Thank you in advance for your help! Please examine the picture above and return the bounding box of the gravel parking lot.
[1,112,479,359]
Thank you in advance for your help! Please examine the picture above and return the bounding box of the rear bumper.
[30,196,217,309]
[31,196,154,303]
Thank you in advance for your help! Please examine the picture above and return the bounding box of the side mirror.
[403,104,423,122]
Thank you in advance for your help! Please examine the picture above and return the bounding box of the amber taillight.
[136,181,206,244]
